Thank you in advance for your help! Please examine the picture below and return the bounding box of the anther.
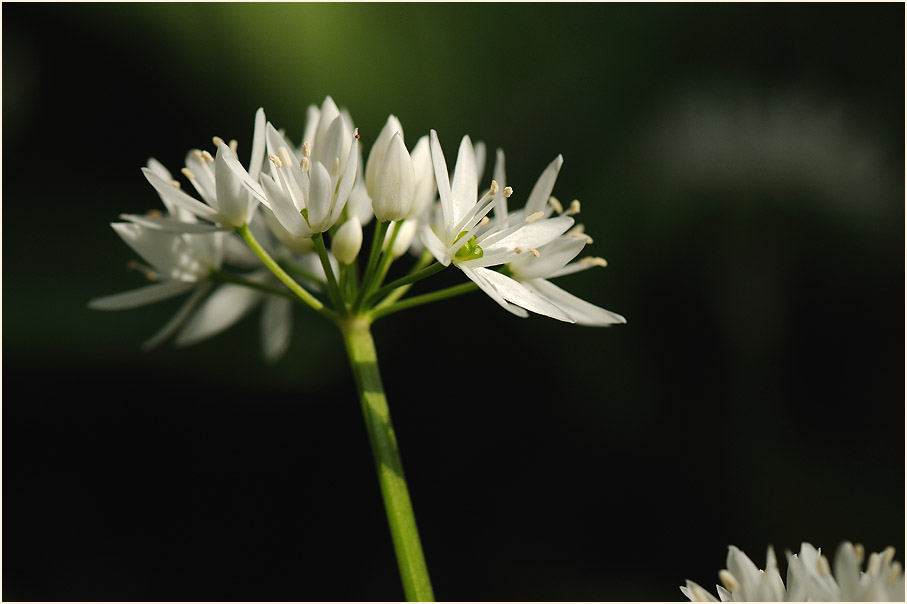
[301,157,310,172]
[718,570,739,592]
[549,195,564,214]
[580,257,608,268]
[268,154,283,168]
[278,147,294,170]
[855,544,865,565]
[212,136,225,148]
[229,139,238,154]
[191,149,204,163]
[489,180,499,196]
[514,246,524,254]
[479,216,490,227]
[168,179,181,188]
[566,199,581,215]
[200,150,215,163]
[526,211,544,224]
[503,186,513,198]
[145,209,164,218]
[528,248,540,258]
[181,167,196,180]
[301,140,312,158]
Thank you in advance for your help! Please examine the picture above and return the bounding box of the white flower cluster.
[91,97,625,360]
[682,542,905,602]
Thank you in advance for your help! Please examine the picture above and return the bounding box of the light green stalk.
[339,316,435,602]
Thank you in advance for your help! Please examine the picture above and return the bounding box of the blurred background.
[3,3,904,601]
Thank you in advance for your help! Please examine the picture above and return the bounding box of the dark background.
[3,3,904,601]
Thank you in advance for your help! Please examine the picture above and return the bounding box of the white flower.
[681,542,905,602]
[371,131,415,222]
[255,115,359,237]
[137,108,267,231]
[419,131,585,321]
[333,217,364,265]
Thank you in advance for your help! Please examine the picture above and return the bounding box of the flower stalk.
[339,316,435,602]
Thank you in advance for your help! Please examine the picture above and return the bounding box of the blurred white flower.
[682,542,905,602]
[137,108,267,231]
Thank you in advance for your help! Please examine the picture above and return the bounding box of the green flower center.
[454,231,483,261]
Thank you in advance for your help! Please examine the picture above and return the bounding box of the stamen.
[868,553,883,577]
[528,248,540,258]
[882,547,896,566]
[479,216,490,227]
[489,180,499,196]
[269,154,283,168]
[212,136,225,148]
[580,257,608,267]
[145,209,164,218]
[168,179,181,188]
[278,147,294,170]
[191,149,205,163]
[301,140,312,158]
[718,570,739,592]
[567,224,593,243]
[566,199,581,215]
[503,186,513,198]
[200,150,214,163]
[301,157,310,172]
[181,167,197,180]
[525,211,544,224]
[514,247,524,254]
[855,544,865,565]
[549,195,564,214]
[229,139,238,154]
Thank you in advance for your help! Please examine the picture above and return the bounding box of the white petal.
[409,135,436,219]
[175,283,262,347]
[525,155,563,215]
[215,143,253,227]
[524,278,626,326]
[314,96,341,153]
[330,135,359,226]
[492,148,509,224]
[430,130,454,235]
[460,266,528,318]
[118,213,226,233]
[261,174,311,238]
[509,235,587,279]
[365,114,404,195]
[301,103,320,149]
[265,122,300,167]
[261,295,292,363]
[88,279,196,310]
[306,161,333,232]
[474,268,573,322]
[248,107,267,181]
[483,215,574,255]
[317,114,349,170]
[146,157,173,181]
[419,223,452,266]
[450,135,477,229]
[142,284,211,350]
[142,168,220,222]
[473,140,486,185]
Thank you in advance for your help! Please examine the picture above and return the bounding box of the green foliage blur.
[4,3,903,601]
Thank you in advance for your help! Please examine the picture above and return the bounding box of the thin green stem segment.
[369,281,478,322]
[312,232,346,314]
[374,251,434,310]
[339,317,434,602]
[370,220,405,293]
[236,224,337,322]
[353,221,391,312]
[366,261,445,308]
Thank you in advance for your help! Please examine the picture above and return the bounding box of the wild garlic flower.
[254,116,359,238]
[421,131,598,321]
[681,542,905,602]
[138,108,267,231]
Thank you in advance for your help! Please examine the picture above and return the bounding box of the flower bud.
[333,217,363,264]
[383,219,418,259]
[372,132,415,222]
[365,115,404,196]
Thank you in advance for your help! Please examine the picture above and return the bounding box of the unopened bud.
[332,218,363,265]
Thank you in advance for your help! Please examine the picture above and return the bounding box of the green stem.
[366,261,446,308]
[369,220,405,294]
[339,316,435,602]
[353,221,391,311]
[369,281,478,322]
[236,224,337,322]
[374,251,434,310]
[313,232,346,314]
[209,270,301,302]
